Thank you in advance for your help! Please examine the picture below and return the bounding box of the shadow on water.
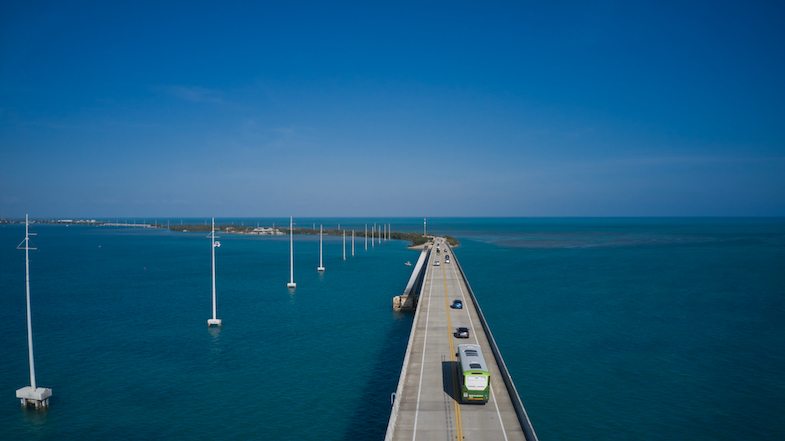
[442,360,461,403]
[342,312,413,441]
[208,326,222,339]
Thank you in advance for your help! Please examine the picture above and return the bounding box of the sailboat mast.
[289,217,294,284]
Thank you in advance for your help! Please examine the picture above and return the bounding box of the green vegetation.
[445,236,459,246]
[166,223,460,247]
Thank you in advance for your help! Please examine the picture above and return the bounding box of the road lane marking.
[441,263,463,441]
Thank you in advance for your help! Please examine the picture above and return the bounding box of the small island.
[165,223,459,247]
[1,218,459,247]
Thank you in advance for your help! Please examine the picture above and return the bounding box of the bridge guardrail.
[384,248,431,441]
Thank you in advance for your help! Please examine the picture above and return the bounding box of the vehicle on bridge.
[450,299,463,309]
[457,344,490,404]
[454,327,470,338]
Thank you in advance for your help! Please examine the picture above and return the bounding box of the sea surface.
[1,218,784,440]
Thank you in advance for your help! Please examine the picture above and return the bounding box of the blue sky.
[1,1,784,217]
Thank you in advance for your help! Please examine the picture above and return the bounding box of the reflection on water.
[20,405,49,428]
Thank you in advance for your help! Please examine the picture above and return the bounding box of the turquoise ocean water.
[1,218,784,440]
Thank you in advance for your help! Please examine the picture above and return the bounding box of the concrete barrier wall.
[403,249,430,297]
[384,248,431,441]
[407,250,429,308]
[449,245,540,441]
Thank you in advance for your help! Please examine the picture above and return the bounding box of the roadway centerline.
[441,263,463,440]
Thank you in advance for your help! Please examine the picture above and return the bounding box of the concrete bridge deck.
[386,238,535,441]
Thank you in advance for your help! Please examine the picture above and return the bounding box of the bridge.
[386,238,538,441]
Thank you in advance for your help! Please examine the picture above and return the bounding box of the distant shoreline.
[1,218,459,247]
[166,223,459,247]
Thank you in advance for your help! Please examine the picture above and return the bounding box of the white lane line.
[412,254,435,441]
[448,247,509,441]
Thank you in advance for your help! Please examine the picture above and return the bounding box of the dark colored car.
[450,299,463,309]
[454,327,470,338]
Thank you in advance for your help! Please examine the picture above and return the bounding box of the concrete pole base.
[16,386,52,409]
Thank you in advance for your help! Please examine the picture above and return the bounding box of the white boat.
[405,261,412,266]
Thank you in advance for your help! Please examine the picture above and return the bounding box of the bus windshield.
[466,375,488,391]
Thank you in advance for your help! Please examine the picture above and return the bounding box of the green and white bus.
[457,344,490,404]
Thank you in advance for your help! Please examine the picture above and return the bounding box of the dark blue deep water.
[2,218,784,440]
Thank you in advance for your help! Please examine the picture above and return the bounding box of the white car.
[434,260,441,266]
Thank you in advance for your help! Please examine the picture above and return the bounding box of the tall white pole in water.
[352,230,355,256]
[15,214,52,408]
[317,225,325,271]
[24,215,37,389]
[343,230,346,261]
[287,217,296,289]
[424,218,427,236]
[208,218,222,326]
[364,224,368,250]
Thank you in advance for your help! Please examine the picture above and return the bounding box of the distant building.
[252,227,284,235]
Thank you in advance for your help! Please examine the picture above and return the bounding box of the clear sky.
[1,1,784,217]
